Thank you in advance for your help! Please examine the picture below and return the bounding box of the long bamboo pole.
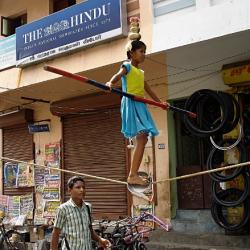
[43,65,197,118]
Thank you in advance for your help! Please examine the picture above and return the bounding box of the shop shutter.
[3,124,34,196]
[62,108,128,219]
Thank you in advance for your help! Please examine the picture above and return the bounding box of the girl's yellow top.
[122,62,144,97]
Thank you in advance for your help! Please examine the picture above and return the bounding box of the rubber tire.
[207,140,246,182]
[211,189,250,231]
[217,93,240,134]
[184,89,231,136]
[211,173,250,207]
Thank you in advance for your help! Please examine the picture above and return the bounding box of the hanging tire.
[217,93,240,134]
[211,173,250,207]
[184,90,240,137]
[207,140,246,182]
[184,89,228,136]
[211,189,250,231]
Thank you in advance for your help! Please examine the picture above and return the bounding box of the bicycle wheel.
[4,230,27,250]
[135,242,147,250]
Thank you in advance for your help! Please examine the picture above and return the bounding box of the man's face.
[69,180,86,200]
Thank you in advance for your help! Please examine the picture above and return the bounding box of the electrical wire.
[146,49,250,77]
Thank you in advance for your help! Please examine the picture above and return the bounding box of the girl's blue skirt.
[121,97,159,138]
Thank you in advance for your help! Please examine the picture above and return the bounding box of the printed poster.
[34,166,47,192]
[4,162,18,187]
[45,142,60,168]
[42,188,60,201]
[44,174,60,188]
[34,207,47,225]
[7,196,20,218]
[35,191,44,209]
[43,200,60,218]
[0,195,9,216]
[133,204,155,234]
[20,193,34,220]
[17,162,34,187]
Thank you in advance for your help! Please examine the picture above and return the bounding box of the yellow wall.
[33,105,61,166]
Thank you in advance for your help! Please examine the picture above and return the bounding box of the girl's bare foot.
[127,175,148,186]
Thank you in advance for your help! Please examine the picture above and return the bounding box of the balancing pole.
[44,65,196,118]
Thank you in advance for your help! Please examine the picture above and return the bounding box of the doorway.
[174,99,213,209]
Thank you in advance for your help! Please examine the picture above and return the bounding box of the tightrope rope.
[153,160,250,184]
[0,157,127,185]
[1,156,250,185]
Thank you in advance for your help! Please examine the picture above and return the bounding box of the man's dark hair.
[67,176,85,189]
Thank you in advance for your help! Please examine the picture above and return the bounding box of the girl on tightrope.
[106,18,162,186]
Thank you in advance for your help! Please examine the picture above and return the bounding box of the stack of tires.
[184,89,250,231]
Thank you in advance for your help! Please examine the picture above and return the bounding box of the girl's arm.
[106,67,127,88]
[145,81,161,102]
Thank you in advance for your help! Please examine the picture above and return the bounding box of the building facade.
[0,0,169,224]
[1,0,250,234]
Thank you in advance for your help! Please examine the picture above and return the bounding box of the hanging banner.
[16,0,127,67]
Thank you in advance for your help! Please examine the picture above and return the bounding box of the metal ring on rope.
[209,123,243,151]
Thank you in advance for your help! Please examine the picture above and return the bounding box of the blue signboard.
[0,34,16,71]
[28,123,50,133]
[16,0,127,67]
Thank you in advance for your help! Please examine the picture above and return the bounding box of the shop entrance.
[62,107,129,219]
[174,99,213,209]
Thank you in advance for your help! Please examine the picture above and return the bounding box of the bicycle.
[92,213,170,250]
[111,214,153,250]
[93,215,151,250]
[0,217,27,250]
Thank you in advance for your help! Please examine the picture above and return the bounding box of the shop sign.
[16,0,127,67]
[0,34,16,71]
[222,62,250,85]
[28,123,50,133]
